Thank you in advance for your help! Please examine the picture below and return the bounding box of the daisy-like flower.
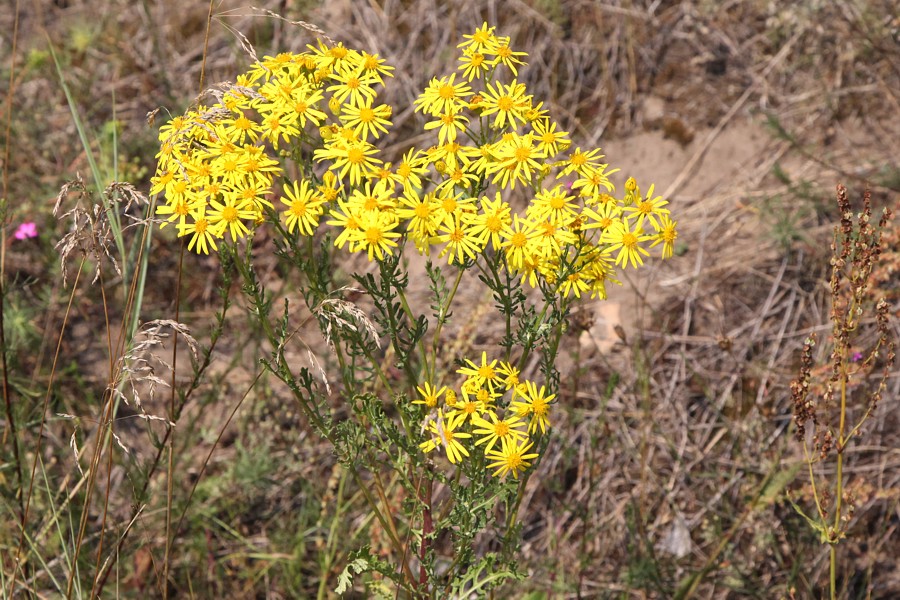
[531,218,577,259]
[436,212,483,265]
[397,188,441,238]
[601,218,652,269]
[623,184,670,230]
[472,410,527,453]
[177,210,218,255]
[488,133,543,189]
[281,180,325,236]
[458,48,489,81]
[414,74,473,116]
[495,362,520,391]
[489,39,528,76]
[531,118,570,157]
[395,148,430,191]
[423,108,469,145]
[457,351,501,393]
[241,150,282,188]
[287,87,327,128]
[431,190,474,228]
[221,110,260,145]
[326,68,379,108]
[468,192,512,251]
[650,214,678,259]
[478,79,530,130]
[457,22,499,53]
[326,199,365,251]
[557,147,607,178]
[413,381,447,409]
[350,210,401,261]
[510,380,554,434]
[419,410,472,464]
[348,181,395,216]
[485,437,539,479]
[208,196,256,240]
[359,52,395,84]
[571,164,616,198]
[260,111,301,150]
[528,185,579,225]
[314,139,382,186]
[580,201,622,233]
[583,252,620,300]
[501,214,539,270]
[435,165,479,194]
[559,270,590,299]
[340,100,393,140]
[449,384,489,424]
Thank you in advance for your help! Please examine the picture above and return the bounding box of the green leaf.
[334,557,369,595]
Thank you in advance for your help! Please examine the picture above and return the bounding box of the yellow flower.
[468,192,512,251]
[557,147,606,178]
[281,180,325,236]
[388,149,426,191]
[472,410,527,454]
[501,215,539,271]
[423,108,469,145]
[458,48,489,81]
[419,410,472,464]
[527,185,578,225]
[487,133,544,189]
[436,213,483,265]
[397,188,441,238]
[488,40,528,76]
[414,381,447,409]
[326,199,365,251]
[177,209,218,255]
[457,22,500,53]
[623,184,670,230]
[510,380,554,434]
[340,100,393,140]
[208,196,256,240]
[571,164,616,198]
[314,139,382,186]
[601,218,652,269]
[478,79,529,130]
[457,351,501,393]
[485,437,539,479]
[414,74,473,116]
[326,67,379,108]
[496,361,520,390]
[650,214,678,259]
[531,117,570,157]
[349,210,401,261]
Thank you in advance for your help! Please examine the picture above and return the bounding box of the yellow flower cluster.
[416,352,550,479]
[151,43,393,253]
[151,24,678,300]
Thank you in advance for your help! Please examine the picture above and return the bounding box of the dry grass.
[1,0,898,598]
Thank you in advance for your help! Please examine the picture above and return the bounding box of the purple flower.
[851,351,863,363]
[13,222,38,241]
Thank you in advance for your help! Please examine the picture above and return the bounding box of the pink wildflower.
[13,222,38,241]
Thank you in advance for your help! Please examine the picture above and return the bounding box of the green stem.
[430,268,464,381]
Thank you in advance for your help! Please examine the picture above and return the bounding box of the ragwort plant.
[151,23,678,596]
